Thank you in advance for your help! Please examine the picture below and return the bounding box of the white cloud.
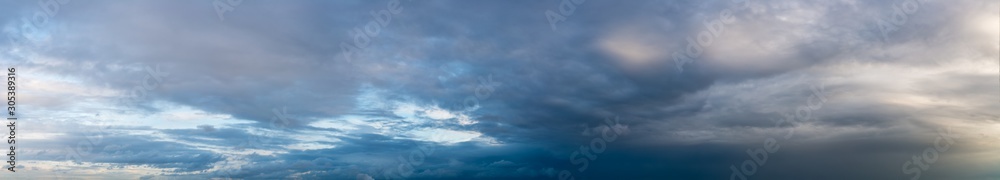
[407,128,482,144]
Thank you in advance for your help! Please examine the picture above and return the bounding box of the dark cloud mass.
[1,0,998,179]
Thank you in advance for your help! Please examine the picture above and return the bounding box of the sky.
[0,0,998,179]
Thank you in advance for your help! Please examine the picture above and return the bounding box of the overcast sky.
[1,0,998,179]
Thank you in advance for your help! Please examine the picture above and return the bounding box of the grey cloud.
[2,0,997,179]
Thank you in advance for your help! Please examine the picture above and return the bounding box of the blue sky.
[1,0,999,179]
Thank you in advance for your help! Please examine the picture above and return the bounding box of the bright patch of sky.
[309,84,489,145]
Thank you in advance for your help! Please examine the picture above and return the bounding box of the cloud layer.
[1,0,998,179]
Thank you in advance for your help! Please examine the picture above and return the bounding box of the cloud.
[1,0,997,179]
